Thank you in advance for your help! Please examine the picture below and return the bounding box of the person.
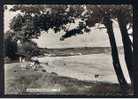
[17,39,26,63]
[30,57,40,70]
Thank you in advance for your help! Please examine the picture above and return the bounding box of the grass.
[5,62,133,96]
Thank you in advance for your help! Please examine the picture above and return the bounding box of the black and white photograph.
[4,4,133,96]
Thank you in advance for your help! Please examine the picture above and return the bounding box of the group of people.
[16,39,41,70]
[20,56,40,70]
[29,57,40,70]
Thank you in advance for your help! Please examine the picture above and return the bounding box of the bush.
[5,38,18,60]
[18,40,43,59]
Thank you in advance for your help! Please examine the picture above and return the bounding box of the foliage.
[22,40,41,56]
[9,5,87,41]
[9,5,132,41]
[5,38,17,60]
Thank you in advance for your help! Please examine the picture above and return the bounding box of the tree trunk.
[118,16,134,86]
[103,15,129,95]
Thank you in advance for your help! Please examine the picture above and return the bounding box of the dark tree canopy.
[9,5,89,41]
[8,5,132,41]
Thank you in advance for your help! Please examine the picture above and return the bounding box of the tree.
[8,5,133,95]
[85,5,133,94]
[117,8,134,85]
[103,13,129,94]
[4,31,17,60]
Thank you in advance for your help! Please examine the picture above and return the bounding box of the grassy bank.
[5,62,133,96]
